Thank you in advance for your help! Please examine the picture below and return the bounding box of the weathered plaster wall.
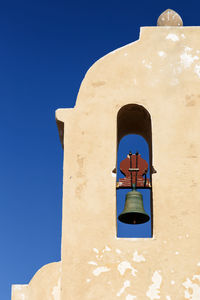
[57,27,200,299]
[12,26,200,300]
[12,284,28,300]
[12,262,61,300]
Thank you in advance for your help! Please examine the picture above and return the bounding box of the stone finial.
[157,9,183,26]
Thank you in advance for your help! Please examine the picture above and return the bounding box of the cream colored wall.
[12,262,61,300]
[12,284,28,300]
[12,26,200,300]
[57,27,200,299]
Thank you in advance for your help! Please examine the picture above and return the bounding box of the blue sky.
[0,0,199,299]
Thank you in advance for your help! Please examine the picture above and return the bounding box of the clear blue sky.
[0,1,198,299]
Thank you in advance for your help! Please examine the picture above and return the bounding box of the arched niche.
[116,104,153,238]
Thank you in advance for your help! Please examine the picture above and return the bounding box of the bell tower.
[12,9,200,300]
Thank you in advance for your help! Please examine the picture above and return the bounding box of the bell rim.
[118,211,150,225]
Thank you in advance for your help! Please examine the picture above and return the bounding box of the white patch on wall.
[175,251,179,255]
[194,64,200,78]
[102,245,111,253]
[166,296,171,300]
[117,280,130,296]
[171,280,175,285]
[193,275,200,281]
[181,34,186,39]
[118,261,137,276]
[184,46,192,52]
[93,248,99,254]
[180,49,199,69]
[146,271,162,300]
[142,59,152,69]
[93,266,110,276]
[133,251,145,262]
[88,261,98,265]
[158,51,166,58]
[86,278,91,283]
[52,278,61,300]
[166,33,179,42]
[183,278,200,299]
[116,248,121,254]
[126,294,137,300]
[197,262,200,267]
[124,53,128,56]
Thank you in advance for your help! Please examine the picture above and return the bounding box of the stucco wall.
[12,262,61,300]
[12,26,200,300]
[57,27,200,299]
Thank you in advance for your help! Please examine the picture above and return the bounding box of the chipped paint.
[180,52,199,68]
[166,296,171,300]
[158,51,166,57]
[146,271,162,300]
[93,248,99,254]
[133,251,145,262]
[193,275,200,281]
[183,278,200,299]
[116,248,121,254]
[166,33,179,42]
[52,278,61,300]
[118,261,137,276]
[171,280,175,285]
[142,59,152,69]
[194,64,200,78]
[93,266,110,276]
[102,245,111,252]
[88,261,98,265]
[185,46,193,52]
[126,294,137,300]
[117,280,130,296]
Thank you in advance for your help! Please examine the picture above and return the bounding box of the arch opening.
[116,104,153,238]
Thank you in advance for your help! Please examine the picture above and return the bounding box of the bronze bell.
[118,186,150,225]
